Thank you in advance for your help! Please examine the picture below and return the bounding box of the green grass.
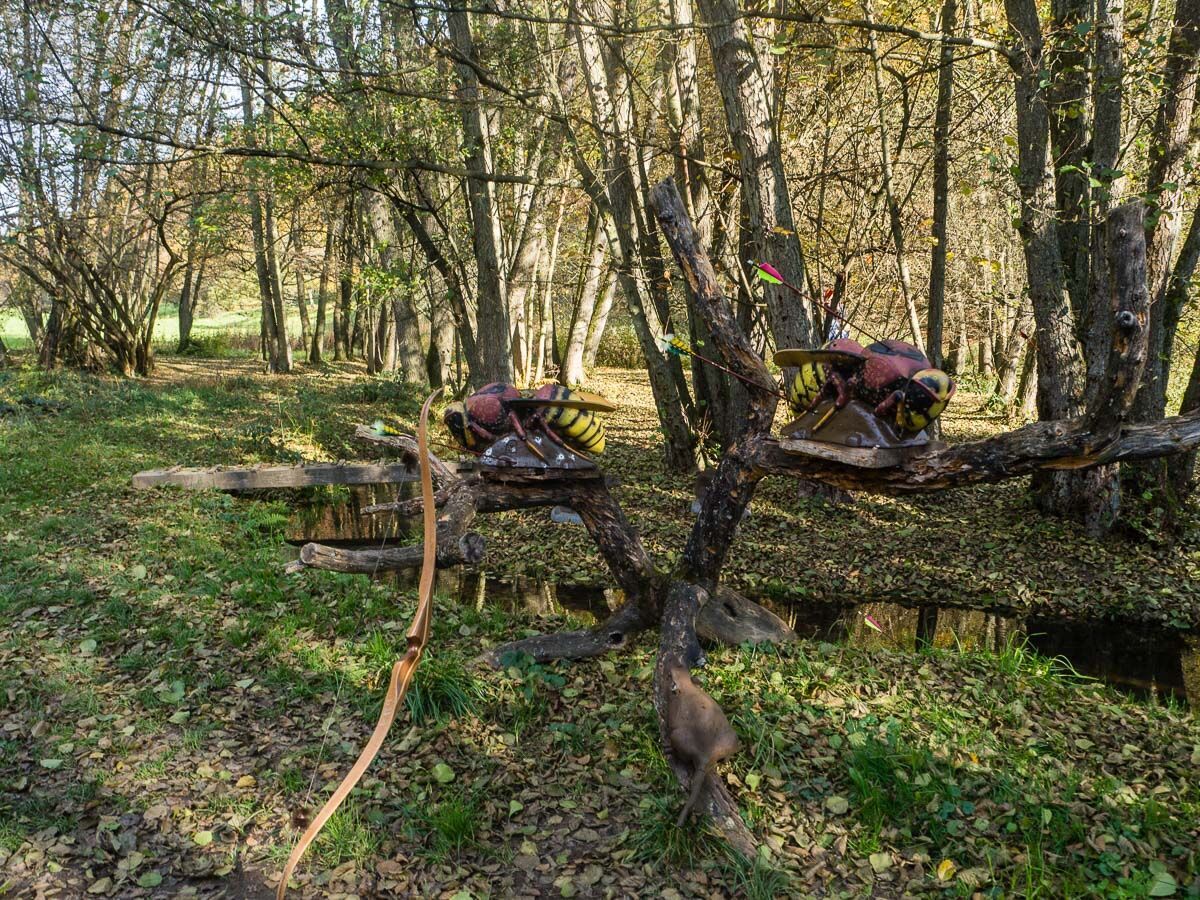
[311,802,384,868]
[0,302,308,357]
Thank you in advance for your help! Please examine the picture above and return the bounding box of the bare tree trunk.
[428,287,455,389]
[864,0,924,352]
[177,240,198,352]
[1082,0,1125,408]
[979,301,995,375]
[507,220,545,384]
[535,191,567,384]
[947,291,969,374]
[362,191,423,381]
[1048,0,1092,323]
[264,195,294,372]
[1015,339,1038,419]
[290,211,311,355]
[571,0,696,471]
[1003,13,1080,395]
[1166,202,1200,493]
[994,297,1033,403]
[375,295,396,374]
[296,271,311,357]
[310,215,335,363]
[1134,0,1200,426]
[660,0,738,448]
[449,1,512,386]
[562,208,606,385]
[337,229,355,360]
[927,0,956,370]
[1005,0,1088,515]
[583,270,616,370]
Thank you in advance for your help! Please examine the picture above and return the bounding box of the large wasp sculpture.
[442,382,616,462]
[776,338,956,437]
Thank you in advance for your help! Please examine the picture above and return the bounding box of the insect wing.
[509,391,617,413]
[773,348,864,368]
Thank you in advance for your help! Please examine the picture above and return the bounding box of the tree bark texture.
[571,0,696,471]
[449,1,512,387]
[1137,0,1200,424]
[927,0,957,371]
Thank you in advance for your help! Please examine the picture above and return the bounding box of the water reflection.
[287,482,419,548]
[287,487,1197,708]
[822,602,1195,706]
[399,568,616,620]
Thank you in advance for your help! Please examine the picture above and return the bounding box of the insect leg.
[874,390,902,419]
[514,412,549,462]
[829,372,853,408]
[810,403,840,433]
[468,421,500,444]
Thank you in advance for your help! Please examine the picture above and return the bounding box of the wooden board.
[776,439,908,469]
[132,462,428,491]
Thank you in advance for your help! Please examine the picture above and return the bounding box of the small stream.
[286,487,1199,708]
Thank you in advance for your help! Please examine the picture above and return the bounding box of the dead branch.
[288,532,486,574]
[354,425,460,482]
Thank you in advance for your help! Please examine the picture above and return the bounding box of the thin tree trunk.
[340,252,356,360]
[428,285,455,388]
[290,210,311,355]
[535,191,567,384]
[864,0,924,352]
[979,301,994,375]
[927,0,956,370]
[563,208,607,385]
[583,270,617,370]
[571,0,696,471]
[177,241,197,352]
[310,215,335,363]
[449,1,512,386]
[263,195,293,372]
[296,272,311,356]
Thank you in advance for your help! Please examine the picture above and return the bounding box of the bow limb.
[410,387,442,647]
[276,652,415,898]
[277,388,443,899]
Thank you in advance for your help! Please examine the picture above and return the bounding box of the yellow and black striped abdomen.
[539,386,607,454]
[786,363,826,415]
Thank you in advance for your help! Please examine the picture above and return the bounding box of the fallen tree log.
[287,532,486,574]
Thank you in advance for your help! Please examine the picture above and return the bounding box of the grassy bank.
[0,359,1198,897]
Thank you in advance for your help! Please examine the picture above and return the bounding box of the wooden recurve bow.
[277,387,443,899]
